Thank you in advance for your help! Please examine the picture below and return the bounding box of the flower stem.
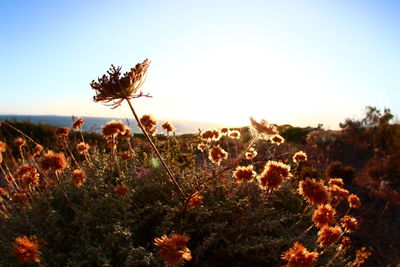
[125,98,186,200]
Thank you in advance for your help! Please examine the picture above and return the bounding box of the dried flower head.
[281,242,318,267]
[201,129,221,142]
[72,117,85,130]
[31,144,43,157]
[293,151,307,164]
[188,194,203,209]
[12,236,42,264]
[114,183,129,196]
[355,247,371,266]
[317,225,342,248]
[15,137,26,148]
[40,150,67,172]
[162,121,175,132]
[72,169,86,188]
[220,127,229,135]
[258,161,291,190]
[102,120,127,137]
[340,215,360,233]
[348,194,361,209]
[229,130,241,139]
[76,142,90,154]
[299,178,330,206]
[15,165,40,188]
[118,127,132,139]
[0,141,6,153]
[329,184,349,200]
[208,145,228,165]
[245,147,258,160]
[249,117,278,140]
[197,143,209,152]
[154,234,192,265]
[270,134,285,145]
[328,178,345,188]
[233,165,256,182]
[55,127,69,138]
[91,59,150,108]
[312,204,336,228]
[140,114,158,136]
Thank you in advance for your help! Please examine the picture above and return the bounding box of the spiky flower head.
[162,121,175,132]
[312,204,336,228]
[229,130,241,139]
[329,184,349,200]
[140,114,158,136]
[40,150,67,172]
[233,165,256,182]
[197,143,209,152]
[249,117,278,140]
[91,59,150,108]
[245,147,258,160]
[154,234,192,265]
[340,215,360,233]
[200,129,221,142]
[328,178,345,188]
[15,165,40,188]
[12,236,43,264]
[270,134,285,145]
[55,127,69,138]
[72,117,85,130]
[76,142,90,154]
[72,169,86,188]
[317,225,342,248]
[208,145,228,165]
[281,242,318,267]
[348,194,361,209]
[258,161,291,190]
[299,178,330,206]
[15,137,26,148]
[293,151,307,163]
[102,120,127,137]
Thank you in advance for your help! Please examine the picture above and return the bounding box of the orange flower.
[72,117,85,130]
[299,178,330,206]
[355,247,371,266]
[114,183,129,196]
[229,130,241,139]
[249,117,278,140]
[340,236,352,250]
[55,127,69,138]
[348,194,361,209]
[102,120,127,137]
[317,225,342,247]
[220,127,229,135]
[340,215,360,233]
[154,234,192,265]
[11,192,29,204]
[118,127,132,139]
[188,194,203,209]
[40,150,67,172]
[72,169,86,188]
[15,137,26,148]
[233,165,256,182]
[201,129,221,142]
[293,151,307,163]
[245,147,258,160]
[208,145,228,165]
[76,142,90,154]
[31,144,43,157]
[328,178,344,188]
[329,184,349,200]
[312,204,336,228]
[0,141,6,153]
[162,121,175,132]
[270,134,285,145]
[197,143,209,152]
[12,236,42,264]
[15,165,40,188]
[139,114,158,136]
[258,161,291,190]
[281,242,318,267]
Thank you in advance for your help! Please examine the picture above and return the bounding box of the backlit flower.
[229,130,241,139]
[15,165,40,188]
[197,143,209,152]
[55,127,69,138]
[188,194,203,209]
[281,242,318,267]
[317,225,342,248]
[102,120,127,137]
[139,114,157,136]
[329,184,349,200]
[340,215,360,233]
[328,178,344,188]
[245,147,258,160]
[293,151,307,163]
[72,117,85,130]
[31,144,43,157]
[299,178,330,206]
[12,236,42,264]
[270,134,284,145]
[208,145,228,165]
[76,142,90,154]
[233,165,256,182]
[348,194,361,209]
[249,117,278,140]
[355,247,371,266]
[72,169,86,187]
[258,161,291,190]
[154,234,192,265]
[114,183,129,196]
[15,137,26,148]
[220,127,229,135]
[0,141,6,153]
[312,204,336,228]
[162,121,175,132]
[40,150,67,172]
[201,129,221,142]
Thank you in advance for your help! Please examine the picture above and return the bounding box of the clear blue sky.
[1,0,399,128]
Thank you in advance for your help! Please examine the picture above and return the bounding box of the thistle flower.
[102,120,127,137]
[233,165,256,182]
[249,117,278,140]
[0,141,6,153]
[139,114,157,136]
[293,151,307,164]
[258,161,291,190]
[229,130,241,139]
[270,134,284,145]
[162,121,175,132]
[15,165,40,188]
[154,234,192,265]
[208,145,228,165]
[197,143,209,152]
[114,183,129,196]
[317,225,342,248]
[76,142,90,154]
[91,59,150,108]
[281,242,318,267]
[72,169,86,188]
[72,117,85,130]
[312,204,336,228]
[328,178,345,188]
[40,150,67,172]
[299,178,330,206]
[348,194,361,209]
[340,215,360,233]
[15,137,26,148]
[329,184,349,200]
[12,236,42,264]
[245,147,258,160]
[188,194,203,209]
[55,127,69,138]
[31,144,43,157]
[201,129,221,142]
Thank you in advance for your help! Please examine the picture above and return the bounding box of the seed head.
[329,184,349,200]
[154,234,192,265]
[299,178,330,206]
[0,141,6,153]
[281,242,318,267]
[201,129,221,142]
[188,194,203,209]
[258,161,291,190]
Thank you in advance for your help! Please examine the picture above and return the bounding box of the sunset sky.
[1,0,399,128]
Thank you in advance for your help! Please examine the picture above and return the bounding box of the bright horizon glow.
[0,0,399,129]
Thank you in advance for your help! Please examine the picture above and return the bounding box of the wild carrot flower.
[114,183,129,196]
[293,151,307,164]
[31,144,43,157]
[72,169,86,188]
[249,117,278,140]
[12,236,42,264]
[55,127,69,138]
[258,161,291,190]
[15,137,26,148]
[15,165,39,188]
[229,130,241,139]
[40,150,67,172]
[139,114,157,136]
[317,225,342,248]
[197,143,209,152]
[188,194,203,209]
[312,204,336,228]
[270,134,284,145]
[72,117,85,130]
[208,145,228,165]
[299,178,330,206]
[102,120,127,137]
[340,215,360,233]
[91,59,150,108]
[329,184,349,200]
[328,178,344,188]
[348,194,361,209]
[153,234,192,265]
[233,165,256,182]
[281,242,318,267]
[245,147,258,160]
[201,129,221,142]
[162,121,175,132]
[76,142,90,154]
[0,141,6,153]
[355,247,371,266]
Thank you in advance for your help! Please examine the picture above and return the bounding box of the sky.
[0,0,399,129]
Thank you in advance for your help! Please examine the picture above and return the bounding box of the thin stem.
[125,98,186,199]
